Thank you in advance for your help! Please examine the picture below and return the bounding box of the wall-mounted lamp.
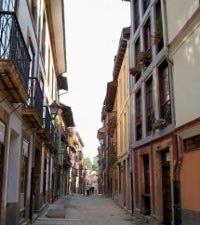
[49,100,59,120]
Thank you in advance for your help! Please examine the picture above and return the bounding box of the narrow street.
[32,194,147,225]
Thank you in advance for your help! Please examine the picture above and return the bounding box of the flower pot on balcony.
[129,67,141,76]
[138,51,151,67]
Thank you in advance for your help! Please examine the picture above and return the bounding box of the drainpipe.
[29,129,36,223]
[173,135,183,225]
[128,40,135,215]
[161,1,182,224]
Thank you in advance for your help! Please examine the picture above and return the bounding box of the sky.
[62,0,130,161]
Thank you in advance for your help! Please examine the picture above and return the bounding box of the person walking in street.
[86,183,90,196]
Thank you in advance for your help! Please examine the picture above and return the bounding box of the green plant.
[151,15,163,44]
[129,66,141,76]
[138,50,151,66]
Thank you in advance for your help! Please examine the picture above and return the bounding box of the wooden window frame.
[134,0,140,31]
[158,62,172,124]
[136,89,142,140]
[145,76,154,134]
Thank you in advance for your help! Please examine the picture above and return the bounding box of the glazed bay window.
[146,76,154,134]
[135,38,141,82]
[140,18,152,67]
[143,0,150,13]
[155,0,163,52]
[136,89,142,140]
[159,62,172,124]
[134,0,140,31]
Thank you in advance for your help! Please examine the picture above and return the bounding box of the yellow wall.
[117,50,130,157]
[180,149,200,211]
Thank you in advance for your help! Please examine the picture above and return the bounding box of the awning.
[57,74,68,91]
[59,102,75,127]
[105,81,117,112]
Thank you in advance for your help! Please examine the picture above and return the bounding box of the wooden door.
[0,143,4,219]
[161,150,172,225]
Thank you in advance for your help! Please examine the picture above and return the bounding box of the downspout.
[29,129,36,223]
[128,41,135,215]
[174,136,184,225]
[161,1,182,224]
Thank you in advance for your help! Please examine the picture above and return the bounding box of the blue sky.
[62,0,130,161]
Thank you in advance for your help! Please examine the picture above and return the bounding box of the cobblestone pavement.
[32,194,148,225]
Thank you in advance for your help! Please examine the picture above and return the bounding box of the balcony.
[37,107,56,151]
[22,78,43,128]
[0,12,31,103]
[61,127,68,145]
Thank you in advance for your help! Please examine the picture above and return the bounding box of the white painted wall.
[166,0,199,43]
[172,25,200,127]
[6,114,21,202]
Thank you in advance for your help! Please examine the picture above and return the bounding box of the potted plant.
[138,50,151,66]
[129,66,141,76]
[151,15,163,45]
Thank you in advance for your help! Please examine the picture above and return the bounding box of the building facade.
[166,1,200,224]
[124,0,200,224]
[127,0,175,224]
[97,27,132,211]
[0,0,70,224]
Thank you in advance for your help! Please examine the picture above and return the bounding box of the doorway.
[161,150,172,225]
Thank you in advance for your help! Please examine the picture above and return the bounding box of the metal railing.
[0,12,31,92]
[28,78,43,119]
[44,107,56,144]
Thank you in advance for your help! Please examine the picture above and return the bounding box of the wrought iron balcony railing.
[37,106,56,150]
[44,107,56,144]
[28,77,43,118]
[0,11,31,95]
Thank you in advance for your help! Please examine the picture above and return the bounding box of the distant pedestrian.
[86,183,90,196]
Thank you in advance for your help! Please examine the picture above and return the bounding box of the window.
[28,41,35,78]
[159,62,171,123]
[38,71,44,93]
[1,0,15,11]
[144,18,151,51]
[136,89,142,140]
[141,18,152,67]
[134,0,140,31]
[146,76,154,134]
[27,0,38,26]
[135,38,141,82]
[155,0,163,52]
[42,12,46,61]
[143,0,150,13]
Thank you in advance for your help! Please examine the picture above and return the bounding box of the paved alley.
[32,194,148,225]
